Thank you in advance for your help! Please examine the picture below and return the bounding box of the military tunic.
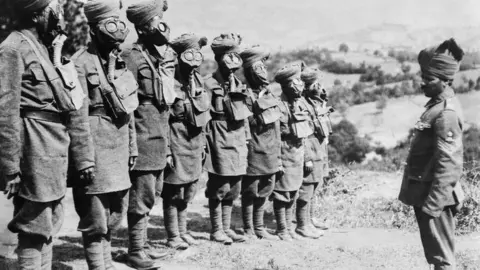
[71,44,137,235]
[0,29,94,239]
[398,87,464,268]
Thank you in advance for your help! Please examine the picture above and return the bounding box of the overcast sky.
[123,0,480,48]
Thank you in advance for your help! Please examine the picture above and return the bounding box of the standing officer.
[205,33,251,244]
[240,45,281,240]
[273,63,314,241]
[298,67,331,239]
[398,38,465,270]
[122,0,174,267]
[0,0,94,269]
[162,33,210,249]
[71,0,138,269]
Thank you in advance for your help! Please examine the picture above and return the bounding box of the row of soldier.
[0,0,334,269]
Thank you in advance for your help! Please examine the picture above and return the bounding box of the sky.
[122,0,480,49]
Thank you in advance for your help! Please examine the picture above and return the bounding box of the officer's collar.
[425,86,455,108]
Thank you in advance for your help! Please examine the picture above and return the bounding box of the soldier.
[240,45,281,240]
[0,0,94,269]
[122,0,174,267]
[162,33,210,249]
[71,0,138,269]
[398,38,465,270]
[297,67,332,239]
[204,33,251,244]
[273,63,314,241]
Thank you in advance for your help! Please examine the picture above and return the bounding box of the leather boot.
[82,233,105,270]
[241,196,256,239]
[17,234,42,270]
[286,201,301,240]
[310,201,329,230]
[178,202,198,246]
[127,214,156,270]
[142,215,168,260]
[103,231,116,270]
[209,199,232,245]
[163,202,188,250]
[253,198,278,240]
[222,200,247,243]
[273,200,292,241]
[295,201,321,239]
[40,237,53,270]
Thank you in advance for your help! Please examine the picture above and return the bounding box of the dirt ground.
[1,171,480,270]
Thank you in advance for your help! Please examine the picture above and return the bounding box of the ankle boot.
[222,200,246,243]
[17,234,42,270]
[103,231,116,270]
[241,196,255,239]
[273,200,292,241]
[286,201,301,240]
[253,198,278,240]
[178,202,198,246]
[296,201,321,239]
[163,202,189,250]
[82,233,105,270]
[40,237,53,270]
[209,199,232,245]
[127,214,156,270]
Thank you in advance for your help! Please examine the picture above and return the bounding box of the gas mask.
[305,81,326,100]
[95,17,130,48]
[283,77,304,99]
[222,52,243,71]
[180,48,204,69]
[247,61,269,88]
[34,0,65,43]
[141,16,170,46]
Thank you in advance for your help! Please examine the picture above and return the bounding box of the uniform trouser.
[9,197,63,270]
[297,182,319,204]
[242,174,275,199]
[162,181,199,203]
[73,189,129,236]
[414,206,456,270]
[128,170,164,215]
[205,174,242,201]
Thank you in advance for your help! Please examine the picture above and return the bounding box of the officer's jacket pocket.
[138,67,156,96]
[31,67,48,83]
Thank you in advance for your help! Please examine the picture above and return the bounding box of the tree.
[376,95,388,113]
[62,0,89,56]
[337,100,349,118]
[339,43,349,54]
[333,79,342,86]
[401,64,411,74]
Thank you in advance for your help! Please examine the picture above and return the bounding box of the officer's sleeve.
[67,59,95,171]
[422,109,463,217]
[128,114,138,157]
[0,45,23,188]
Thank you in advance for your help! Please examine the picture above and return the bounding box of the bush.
[328,120,371,164]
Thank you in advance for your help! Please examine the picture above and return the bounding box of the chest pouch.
[93,53,139,125]
[184,87,211,127]
[291,110,313,139]
[255,93,281,125]
[223,90,253,121]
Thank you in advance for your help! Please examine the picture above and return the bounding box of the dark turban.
[84,0,122,24]
[170,33,208,54]
[15,0,52,14]
[240,45,270,68]
[301,67,322,87]
[274,62,305,85]
[211,33,242,56]
[126,0,168,26]
[418,38,464,81]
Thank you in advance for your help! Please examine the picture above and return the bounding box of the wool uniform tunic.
[0,30,94,239]
[204,72,249,176]
[164,71,207,186]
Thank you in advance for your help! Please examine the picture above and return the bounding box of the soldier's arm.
[422,109,463,217]
[128,114,138,158]
[67,58,95,172]
[0,45,23,189]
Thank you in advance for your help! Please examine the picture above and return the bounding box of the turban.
[170,33,208,54]
[418,38,464,81]
[240,45,270,68]
[301,67,322,87]
[274,62,305,85]
[126,0,168,26]
[15,0,52,14]
[84,0,122,24]
[211,33,242,56]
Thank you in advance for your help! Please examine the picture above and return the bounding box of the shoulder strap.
[138,46,159,86]
[17,31,56,82]
[92,53,114,95]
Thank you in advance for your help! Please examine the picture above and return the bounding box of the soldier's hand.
[4,174,21,200]
[129,156,137,171]
[278,165,285,175]
[166,155,174,168]
[305,161,314,173]
[79,167,95,185]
